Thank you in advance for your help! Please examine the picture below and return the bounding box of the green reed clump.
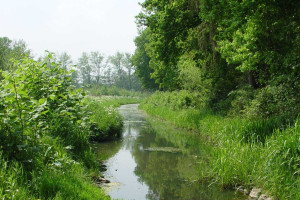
[257,119,300,199]
[85,98,124,141]
[0,153,33,199]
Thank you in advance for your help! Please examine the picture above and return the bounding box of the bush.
[245,84,299,120]
[0,55,92,163]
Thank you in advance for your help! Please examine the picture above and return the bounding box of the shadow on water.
[95,104,245,200]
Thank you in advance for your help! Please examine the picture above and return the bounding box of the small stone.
[249,188,262,200]
[243,189,250,195]
[237,187,244,193]
[98,177,111,183]
[104,179,111,183]
[258,194,269,200]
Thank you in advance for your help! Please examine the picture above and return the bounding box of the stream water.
[96,104,245,200]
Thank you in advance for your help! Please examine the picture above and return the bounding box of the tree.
[0,37,30,73]
[78,52,92,85]
[57,52,72,71]
[108,52,125,88]
[90,51,104,85]
[132,28,159,90]
[123,53,134,90]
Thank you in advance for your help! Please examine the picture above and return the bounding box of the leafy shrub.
[245,84,299,120]
[227,85,255,116]
[0,54,91,166]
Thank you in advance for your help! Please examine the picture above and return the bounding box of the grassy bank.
[85,96,143,141]
[0,56,140,199]
[87,85,150,98]
[140,91,300,200]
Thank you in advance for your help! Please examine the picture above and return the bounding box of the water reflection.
[98,104,245,200]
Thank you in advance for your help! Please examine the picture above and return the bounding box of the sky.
[0,0,143,60]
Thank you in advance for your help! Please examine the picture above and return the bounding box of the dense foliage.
[133,0,300,117]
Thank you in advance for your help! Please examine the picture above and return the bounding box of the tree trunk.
[248,71,258,89]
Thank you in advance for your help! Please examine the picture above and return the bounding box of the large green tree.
[132,28,159,90]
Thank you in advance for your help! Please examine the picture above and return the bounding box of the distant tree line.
[43,51,141,91]
[0,37,141,91]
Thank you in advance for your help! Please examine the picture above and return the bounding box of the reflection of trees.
[131,125,243,200]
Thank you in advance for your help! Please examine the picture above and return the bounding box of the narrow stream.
[96,104,245,200]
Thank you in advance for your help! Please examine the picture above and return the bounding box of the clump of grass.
[37,164,109,200]
[0,153,33,199]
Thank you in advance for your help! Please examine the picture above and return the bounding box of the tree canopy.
[133,0,300,115]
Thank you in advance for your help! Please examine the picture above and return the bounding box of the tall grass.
[140,91,300,199]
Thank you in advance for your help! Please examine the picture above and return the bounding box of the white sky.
[0,0,143,60]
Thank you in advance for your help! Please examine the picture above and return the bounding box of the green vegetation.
[140,92,300,199]
[87,85,149,98]
[133,1,299,199]
[0,54,130,199]
[85,96,143,141]
[1,0,299,199]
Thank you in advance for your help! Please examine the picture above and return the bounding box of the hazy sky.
[0,0,143,60]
